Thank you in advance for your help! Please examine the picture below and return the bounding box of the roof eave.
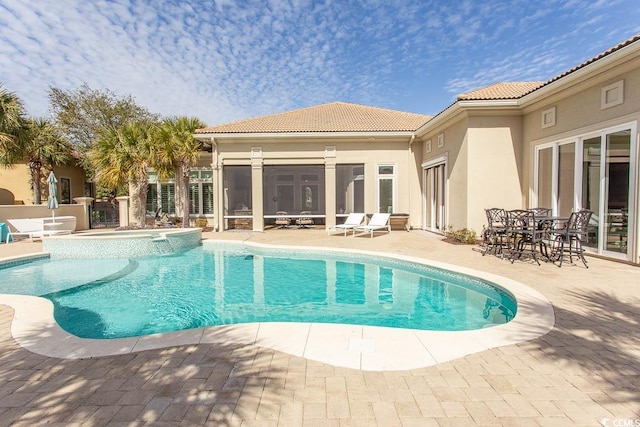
[519,37,640,108]
[415,99,519,136]
[194,130,416,140]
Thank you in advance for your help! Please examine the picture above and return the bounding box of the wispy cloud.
[0,0,638,124]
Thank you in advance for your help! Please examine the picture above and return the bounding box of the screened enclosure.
[263,165,326,226]
[336,164,364,223]
[223,165,253,230]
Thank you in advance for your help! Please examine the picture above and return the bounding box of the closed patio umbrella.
[47,171,59,222]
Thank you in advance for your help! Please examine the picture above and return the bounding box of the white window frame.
[421,153,448,233]
[533,121,637,260]
[376,164,397,214]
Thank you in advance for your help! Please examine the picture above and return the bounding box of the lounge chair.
[327,212,365,236]
[353,213,391,238]
[6,218,71,243]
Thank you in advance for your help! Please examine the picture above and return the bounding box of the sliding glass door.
[423,157,447,233]
[535,123,636,260]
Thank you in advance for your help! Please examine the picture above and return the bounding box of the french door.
[423,156,447,233]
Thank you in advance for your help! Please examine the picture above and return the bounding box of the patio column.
[325,161,336,228]
[212,163,223,232]
[116,196,130,227]
[73,196,93,231]
[251,159,264,232]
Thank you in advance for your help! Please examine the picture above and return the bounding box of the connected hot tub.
[41,228,202,259]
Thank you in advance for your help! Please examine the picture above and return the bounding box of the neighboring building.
[170,33,637,265]
[0,162,89,205]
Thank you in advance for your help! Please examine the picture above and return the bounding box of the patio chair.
[275,211,290,228]
[482,208,508,258]
[551,209,593,268]
[296,211,314,228]
[353,213,391,238]
[506,209,544,265]
[528,207,551,217]
[327,212,365,236]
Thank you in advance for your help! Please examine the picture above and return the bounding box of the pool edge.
[0,241,555,371]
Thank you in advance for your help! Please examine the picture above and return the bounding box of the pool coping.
[0,240,555,371]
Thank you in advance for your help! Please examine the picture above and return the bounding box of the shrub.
[446,226,478,244]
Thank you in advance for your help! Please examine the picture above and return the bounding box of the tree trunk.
[29,162,42,204]
[130,178,148,227]
[174,165,184,220]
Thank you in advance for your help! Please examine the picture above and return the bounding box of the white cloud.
[0,0,638,125]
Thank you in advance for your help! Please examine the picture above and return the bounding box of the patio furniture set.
[482,207,594,268]
[274,211,317,229]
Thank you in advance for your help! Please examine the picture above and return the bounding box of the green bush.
[446,226,478,244]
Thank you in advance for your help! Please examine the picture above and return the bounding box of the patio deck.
[0,229,638,425]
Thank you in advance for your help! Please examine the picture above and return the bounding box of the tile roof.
[457,82,544,101]
[196,102,431,134]
[457,33,640,102]
[535,32,640,91]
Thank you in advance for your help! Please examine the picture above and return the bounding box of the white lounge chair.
[6,218,71,243]
[353,213,391,238]
[327,213,365,236]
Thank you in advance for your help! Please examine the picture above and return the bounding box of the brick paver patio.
[0,229,638,426]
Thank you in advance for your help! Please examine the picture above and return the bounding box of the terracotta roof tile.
[457,33,640,102]
[537,32,640,91]
[457,82,544,100]
[196,102,431,134]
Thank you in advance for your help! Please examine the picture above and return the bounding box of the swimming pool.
[0,241,516,339]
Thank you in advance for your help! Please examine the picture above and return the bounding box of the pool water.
[0,245,516,339]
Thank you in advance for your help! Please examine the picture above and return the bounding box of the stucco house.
[187,33,639,264]
[0,163,89,206]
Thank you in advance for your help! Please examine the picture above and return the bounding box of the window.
[187,169,215,216]
[146,184,158,213]
[59,178,71,204]
[557,143,575,217]
[148,169,213,217]
[189,183,199,214]
[160,183,175,215]
[537,147,553,210]
[377,165,395,213]
[202,183,213,214]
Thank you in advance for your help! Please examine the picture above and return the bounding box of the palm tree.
[155,116,206,227]
[91,121,156,227]
[0,84,27,163]
[18,118,73,204]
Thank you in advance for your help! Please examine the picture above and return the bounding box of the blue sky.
[1,0,639,126]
